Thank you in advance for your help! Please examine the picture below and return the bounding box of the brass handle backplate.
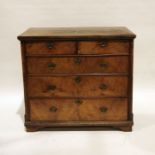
[74,76,81,84]
[75,99,83,105]
[100,107,108,113]
[47,85,56,91]
[98,41,107,47]
[99,84,107,90]
[47,42,54,49]
[48,62,56,68]
[49,106,57,112]
[99,62,108,68]
[74,57,81,64]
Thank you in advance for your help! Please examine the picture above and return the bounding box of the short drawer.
[27,76,128,97]
[79,40,130,54]
[29,98,128,121]
[26,41,76,55]
[27,56,129,74]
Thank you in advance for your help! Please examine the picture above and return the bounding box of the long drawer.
[29,98,128,121]
[27,76,128,97]
[27,56,129,74]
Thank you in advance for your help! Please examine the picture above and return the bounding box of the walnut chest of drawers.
[18,27,136,132]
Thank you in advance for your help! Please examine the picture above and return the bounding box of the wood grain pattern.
[30,98,128,121]
[27,56,129,74]
[17,27,136,131]
[26,41,76,55]
[27,76,128,97]
[18,27,136,41]
[79,40,129,54]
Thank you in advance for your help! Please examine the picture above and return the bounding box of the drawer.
[27,56,129,74]
[27,76,128,97]
[26,41,76,55]
[29,98,128,121]
[79,40,129,54]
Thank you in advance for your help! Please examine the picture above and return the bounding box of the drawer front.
[27,56,129,74]
[29,98,128,121]
[27,76,128,97]
[26,41,76,55]
[79,40,129,54]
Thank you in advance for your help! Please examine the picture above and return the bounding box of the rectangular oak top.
[18,27,136,41]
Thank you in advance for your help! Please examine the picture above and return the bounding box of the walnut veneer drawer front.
[29,98,128,121]
[27,76,128,97]
[26,41,76,55]
[27,56,129,74]
[18,27,136,132]
[79,40,129,54]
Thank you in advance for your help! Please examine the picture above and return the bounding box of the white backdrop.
[0,0,155,155]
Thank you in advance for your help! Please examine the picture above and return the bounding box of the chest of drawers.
[18,27,136,132]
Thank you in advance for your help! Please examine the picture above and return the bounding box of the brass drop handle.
[100,107,108,113]
[99,62,108,68]
[74,57,81,64]
[74,76,82,84]
[49,106,57,112]
[47,42,54,49]
[48,62,56,68]
[47,85,56,91]
[75,99,83,105]
[99,84,107,90]
[99,41,107,47]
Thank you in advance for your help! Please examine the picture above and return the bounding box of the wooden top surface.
[18,27,136,40]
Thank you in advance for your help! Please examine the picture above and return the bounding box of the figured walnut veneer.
[18,27,136,132]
